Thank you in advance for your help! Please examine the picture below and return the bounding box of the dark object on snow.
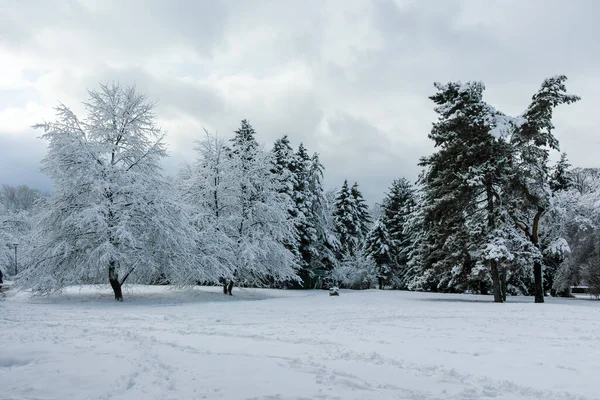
[222,280,234,295]
[0,269,3,288]
[329,287,339,296]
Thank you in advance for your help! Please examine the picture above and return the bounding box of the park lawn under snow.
[1,286,599,400]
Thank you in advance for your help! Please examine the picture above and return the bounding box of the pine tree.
[271,135,296,201]
[333,180,372,261]
[418,81,517,302]
[364,219,394,289]
[292,144,318,274]
[509,75,580,303]
[550,153,573,193]
[231,119,258,159]
[351,182,372,238]
[380,178,415,286]
[270,135,300,272]
[308,154,340,278]
[333,180,358,256]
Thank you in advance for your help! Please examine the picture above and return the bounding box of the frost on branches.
[179,121,299,294]
[553,168,600,297]
[20,84,198,300]
[0,185,42,277]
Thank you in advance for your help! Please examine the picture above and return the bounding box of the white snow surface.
[1,286,599,400]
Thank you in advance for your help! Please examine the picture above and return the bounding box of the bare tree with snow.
[19,83,199,300]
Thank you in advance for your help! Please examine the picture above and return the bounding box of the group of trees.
[3,77,599,302]
[0,184,41,277]
[367,75,595,303]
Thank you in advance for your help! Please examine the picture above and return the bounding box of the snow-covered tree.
[416,80,534,301]
[289,143,319,285]
[307,156,340,277]
[380,178,415,285]
[553,168,600,297]
[351,182,372,238]
[331,247,378,289]
[363,219,394,289]
[550,153,572,193]
[0,184,42,277]
[333,180,371,257]
[270,135,301,271]
[181,121,299,294]
[508,75,580,303]
[271,135,297,203]
[20,83,199,300]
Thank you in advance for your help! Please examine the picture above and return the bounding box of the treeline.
[2,77,599,302]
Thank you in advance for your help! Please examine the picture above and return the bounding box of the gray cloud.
[0,0,598,205]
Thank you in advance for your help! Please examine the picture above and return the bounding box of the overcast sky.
[1,0,598,203]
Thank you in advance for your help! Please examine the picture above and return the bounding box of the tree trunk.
[533,261,544,303]
[490,259,503,303]
[486,182,502,303]
[531,208,544,303]
[108,261,123,301]
[227,280,234,295]
[500,266,507,302]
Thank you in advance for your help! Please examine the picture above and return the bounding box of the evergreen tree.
[351,182,372,238]
[308,154,340,277]
[271,135,296,201]
[270,135,300,271]
[550,152,573,193]
[380,178,415,285]
[333,180,372,260]
[364,219,394,289]
[288,143,319,286]
[333,180,359,256]
[231,119,258,159]
[418,81,517,302]
[508,75,580,303]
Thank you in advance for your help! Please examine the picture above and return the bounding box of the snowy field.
[1,286,599,400]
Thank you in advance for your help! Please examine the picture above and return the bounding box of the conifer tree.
[380,178,415,284]
[418,81,517,301]
[364,219,394,289]
[550,153,573,193]
[289,143,319,286]
[508,75,580,303]
[271,135,296,201]
[333,180,371,259]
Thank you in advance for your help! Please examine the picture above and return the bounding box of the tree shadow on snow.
[419,295,533,304]
[21,285,292,307]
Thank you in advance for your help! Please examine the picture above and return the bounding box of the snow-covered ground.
[1,286,599,400]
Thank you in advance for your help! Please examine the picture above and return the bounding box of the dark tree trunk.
[486,182,503,303]
[533,261,544,303]
[479,280,488,295]
[532,208,545,303]
[490,259,503,303]
[500,266,507,302]
[227,280,234,295]
[108,261,123,301]
[378,277,384,290]
[223,282,228,294]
